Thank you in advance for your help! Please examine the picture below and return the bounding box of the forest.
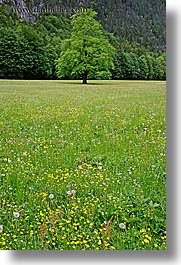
[0,0,166,80]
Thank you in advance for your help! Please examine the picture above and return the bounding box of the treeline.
[112,51,166,80]
[0,4,166,80]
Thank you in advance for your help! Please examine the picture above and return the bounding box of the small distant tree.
[56,9,115,84]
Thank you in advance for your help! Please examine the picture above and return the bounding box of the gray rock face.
[12,0,35,22]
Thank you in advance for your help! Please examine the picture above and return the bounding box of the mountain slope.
[27,0,166,52]
[0,0,166,52]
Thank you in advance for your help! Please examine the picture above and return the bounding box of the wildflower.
[128,169,132,175]
[144,238,149,244]
[140,228,146,233]
[119,223,126,229]
[67,190,76,195]
[110,246,116,250]
[13,212,20,218]
[0,225,3,232]
[145,234,151,241]
[161,235,166,240]
[30,230,34,236]
[98,239,102,245]
[49,194,54,199]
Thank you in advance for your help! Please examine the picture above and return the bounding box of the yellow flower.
[161,235,166,240]
[145,234,151,241]
[40,211,44,217]
[144,238,149,244]
[110,246,116,250]
[49,228,55,233]
[98,240,102,245]
[30,230,34,237]
[140,228,146,233]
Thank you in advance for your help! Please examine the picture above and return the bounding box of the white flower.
[67,190,76,195]
[0,225,3,231]
[98,165,102,170]
[119,223,126,229]
[13,212,20,218]
[49,194,54,199]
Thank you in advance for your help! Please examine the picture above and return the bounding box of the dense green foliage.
[0,4,70,79]
[112,51,166,80]
[94,0,166,52]
[56,9,115,83]
[0,1,166,80]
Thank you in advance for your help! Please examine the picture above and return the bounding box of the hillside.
[1,0,166,52]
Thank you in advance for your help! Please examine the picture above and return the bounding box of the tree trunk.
[82,71,88,84]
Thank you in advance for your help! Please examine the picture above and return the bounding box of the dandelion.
[98,239,102,245]
[13,212,20,218]
[67,190,76,195]
[144,238,149,244]
[140,228,146,233]
[49,194,54,199]
[145,234,151,241]
[119,223,126,229]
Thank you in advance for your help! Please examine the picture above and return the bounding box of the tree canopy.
[56,9,115,84]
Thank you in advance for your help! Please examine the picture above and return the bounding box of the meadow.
[0,80,166,250]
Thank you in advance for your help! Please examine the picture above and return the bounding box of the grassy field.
[0,80,166,250]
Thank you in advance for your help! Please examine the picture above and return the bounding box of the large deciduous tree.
[56,9,115,84]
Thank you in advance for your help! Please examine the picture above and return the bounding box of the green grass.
[0,80,166,250]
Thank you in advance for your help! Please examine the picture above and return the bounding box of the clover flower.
[49,194,54,199]
[67,190,76,195]
[119,223,126,229]
[13,212,20,218]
